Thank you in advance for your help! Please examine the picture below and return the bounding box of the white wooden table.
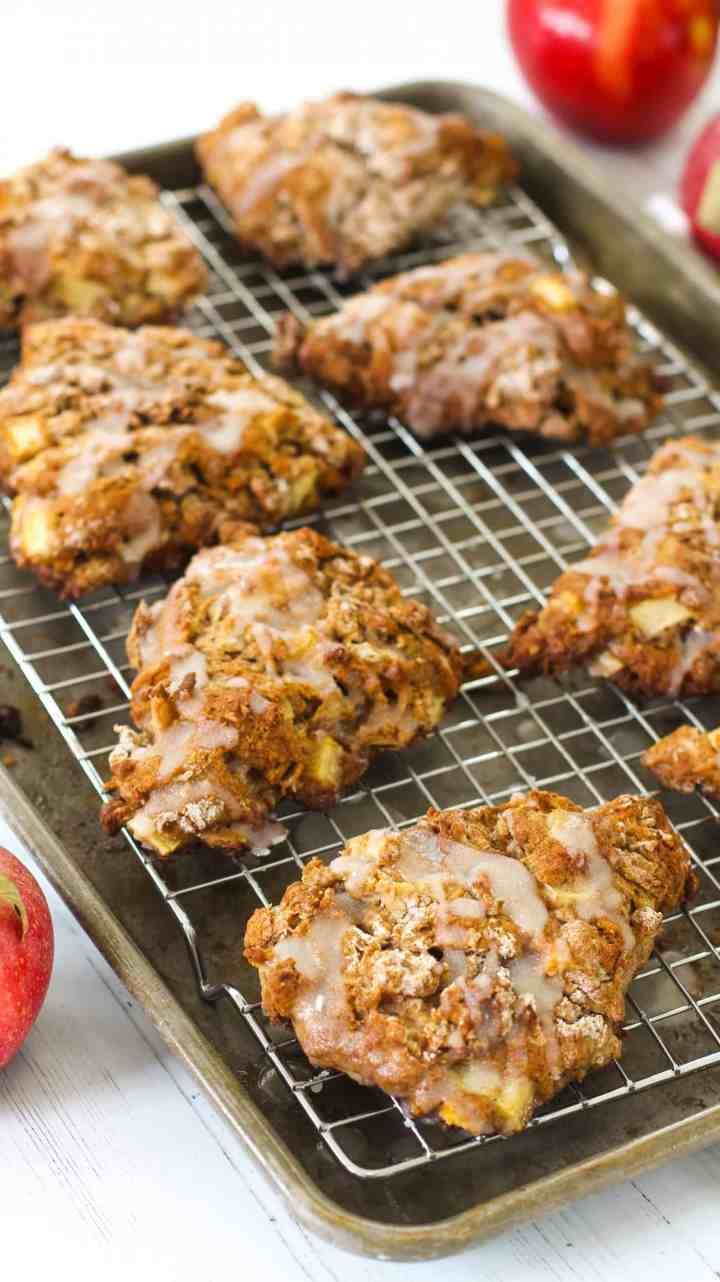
[2,3,719,1276]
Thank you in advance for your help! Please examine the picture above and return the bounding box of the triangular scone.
[274,252,662,444]
[245,791,695,1136]
[0,149,206,329]
[1,318,365,597]
[508,437,720,697]
[196,93,516,276]
[102,527,463,857]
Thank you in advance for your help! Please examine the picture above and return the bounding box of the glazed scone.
[245,790,695,1136]
[274,252,662,444]
[644,725,720,799]
[0,149,206,329]
[2,318,365,597]
[101,528,463,857]
[508,438,720,698]
[196,93,516,276]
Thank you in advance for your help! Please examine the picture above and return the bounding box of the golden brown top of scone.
[2,317,365,597]
[245,790,695,1136]
[102,527,463,856]
[509,436,720,697]
[644,723,720,798]
[196,93,516,275]
[274,252,662,444]
[0,149,206,328]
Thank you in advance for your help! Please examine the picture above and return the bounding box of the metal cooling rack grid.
[0,180,719,1178]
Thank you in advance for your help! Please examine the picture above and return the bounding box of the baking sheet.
[0,83,719,1259]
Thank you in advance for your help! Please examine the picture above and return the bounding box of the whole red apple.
[0,848,53,1067]
[508,0,718,144]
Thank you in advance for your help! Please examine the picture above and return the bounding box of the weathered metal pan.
[1,83,719,1260]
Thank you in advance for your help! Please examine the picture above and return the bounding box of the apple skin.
[508,0,718,145]
[681,113,720,262]
[0,848,54,1068]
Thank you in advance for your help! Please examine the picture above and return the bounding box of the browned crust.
[101,527,463,857]
[644,725,720,799]
[196,93,517,276]
[0,149,206,329]
[245,790,696,1136]
[506,437,720,698]
[272,252,662,445]
[1,317,365,597]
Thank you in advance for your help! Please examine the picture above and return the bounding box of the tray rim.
[5,760,720,1262]
[2,79,720,1262]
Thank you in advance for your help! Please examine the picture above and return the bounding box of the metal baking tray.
[1,82,720,1261]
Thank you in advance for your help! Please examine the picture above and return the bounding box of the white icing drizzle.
[130,774,285,854]
[668,627,719,695]
[327,296,564,439]
[508,953,564,1072]
[202,386,279,454]
[449,897,486,920]
[56,431,132,495]
[573,447,720,631]
[337,823,552,948]
[275,912,353,1035]
[323,96,442,181]
[118,537,349,855]
[119,493,162,566]
[546,809,633,947]
[20,318,306,510]
[331,829,388,895]
[167,648,208,699]
[546,810,597,864]
[325,817,568,1117]
[26,363,60,386]
[455,1062,502,1095]
[330,294,392,345]
[509,954,563,1020]
[283,641,341,695]
[468,850,549,943]
[231,152,306,218]
[443,948,469,981]
[154,719,238,783]
[188,540,324,626]
[176,542,348,706]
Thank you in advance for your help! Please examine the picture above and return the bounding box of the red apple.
[681,113,720,260]
[508,0,719,144]
[0,847,53,1067]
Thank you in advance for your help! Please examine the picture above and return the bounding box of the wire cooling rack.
[0,180,719,1180]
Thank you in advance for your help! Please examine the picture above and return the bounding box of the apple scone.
[644,725,720,800]
[508,438,720,698]
[245,790,695,1136]
[274,252,662,444]
[0,149,206,329]
[196,93,516,276]
[101,527,463,857]
[1,318,365,597]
